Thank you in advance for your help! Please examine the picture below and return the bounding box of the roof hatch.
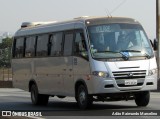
[21,21,57,28]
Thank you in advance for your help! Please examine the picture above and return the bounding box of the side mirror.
[80,51,88,57]
[153,39,158,51]
[80,51,89,60]
[150,39,158,51]
[150,39,154,47]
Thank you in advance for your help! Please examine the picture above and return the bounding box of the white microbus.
[12,16,157,109]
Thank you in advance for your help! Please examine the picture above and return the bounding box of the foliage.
[0,37,13,67]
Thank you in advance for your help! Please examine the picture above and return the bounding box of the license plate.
[125,80,137,85]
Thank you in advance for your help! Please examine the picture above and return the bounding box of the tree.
[0,37,12,67]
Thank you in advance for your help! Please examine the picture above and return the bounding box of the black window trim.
[12,29,87,59]
[13,37,25,58]
[12,37,16,58]
[36,34,50,57]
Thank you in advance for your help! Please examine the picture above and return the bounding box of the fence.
[0,68,13,88]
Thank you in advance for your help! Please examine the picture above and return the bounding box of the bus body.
[12,16,157,109]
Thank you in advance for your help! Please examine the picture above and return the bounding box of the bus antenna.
[105,8,112,18]
[110,0,126,14]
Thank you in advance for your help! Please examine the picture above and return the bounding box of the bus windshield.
[87,23,154,59]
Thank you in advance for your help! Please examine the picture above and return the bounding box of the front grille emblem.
[128,73,133,77]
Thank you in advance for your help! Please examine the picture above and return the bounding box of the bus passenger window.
[74,32,87,57]
[50,32,63,56]
[63,33,74,56]
[15,37,24,58]
[36,35,49,57]
[25,36,36,57]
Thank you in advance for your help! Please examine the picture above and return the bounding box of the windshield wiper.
[120,50,141,52]
[96,51,119,53]
[120,50,141,60]
[143,53,151,59]
[121,50,151,59]
[94,50,151,60]
[96,51,129,60]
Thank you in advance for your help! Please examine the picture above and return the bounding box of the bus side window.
[15,37,25,58]
[36,34,49,57]
[50,32,63,56]
[74,31,88,57]
[63,32,74,56]
[25,36,36,57]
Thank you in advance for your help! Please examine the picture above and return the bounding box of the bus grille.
[112,70,146,87]
[113,70,146,80]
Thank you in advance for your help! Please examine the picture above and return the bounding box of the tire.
[57,96,66,99]
[135,91,150,107]
[31,84,49,105]
[77,85,93,109]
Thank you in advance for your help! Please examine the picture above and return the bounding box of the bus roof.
[14,16,139,37]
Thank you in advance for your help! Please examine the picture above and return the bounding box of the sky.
[0,0,156,39]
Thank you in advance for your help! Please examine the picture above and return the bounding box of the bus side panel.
[35,57,65,95]
[73,56,93,94]
[12,58,32,91]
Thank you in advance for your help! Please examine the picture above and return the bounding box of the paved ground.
[0,88,159,119]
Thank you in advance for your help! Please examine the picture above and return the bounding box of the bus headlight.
[92,71,110,78]
[148,68,157,76]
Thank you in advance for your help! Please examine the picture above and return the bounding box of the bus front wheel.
[135,91,150,107]
[31,84,49,105]
[77,85,93,109]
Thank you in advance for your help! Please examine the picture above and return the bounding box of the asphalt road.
[0,88,160,119]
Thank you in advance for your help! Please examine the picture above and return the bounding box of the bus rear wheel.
[77,85,93,109]
[135,91,150,107]
[31,84,49,105]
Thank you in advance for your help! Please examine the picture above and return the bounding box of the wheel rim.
[79,90,86,105]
